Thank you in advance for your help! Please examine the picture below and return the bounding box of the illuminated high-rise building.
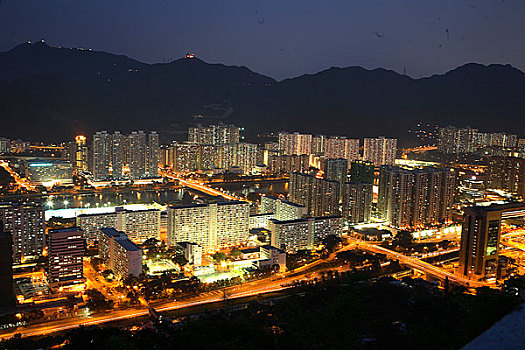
[216,143,257,174]
[363,137,397,166]
[167,201,250,251]
[458,203,525,281]
[322,158,348,184]
[92,131,112,181]
[235,142,258,174]
[98,228,142,279]
[74,135,88,171]
[269,216,342,252]
[77,207,161,244]
[342,182,373,224]
[48,227,85,286]
[311,135,326,156]
[289,172,340,217]
[146,131,160,177]
[267,154,310,175]
[278,132,312,155]
[0,203,46,264]
[378,166,455,229]
[260,195,306,221]
[486,156,525,198]
[111,131,124,179]
[188,124,240,145]
[129,131,147,179]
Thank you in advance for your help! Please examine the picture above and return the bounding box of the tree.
[230,248,242,259]
[322,235,343,254]
[212,252,227,263]
[85,289,114,311]
[393,231,413,250]
[90,257,103,272]
[65,295,78,311]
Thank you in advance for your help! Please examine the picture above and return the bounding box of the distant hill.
[1,41,524,145]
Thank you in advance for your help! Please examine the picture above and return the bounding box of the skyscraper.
[269,216,342,252]
[342,182,373,224]
[349,160,375,184]
[0,203,46,264]
[322,158,348,184]
[48,228,85,286]
[378,166,455,229]
[458,203,525,281]
[147,131,160,177]
[74,135,88,172]
[289,172,340,217]
[129,131,147,179]
[260,195,306,221]
[188,124,240,145]
[363,137,397,166]
[92,131,112,181]
[311,135,326,156]
[111,131,124,179]
[278,132,312,155]
[486,156,525,198]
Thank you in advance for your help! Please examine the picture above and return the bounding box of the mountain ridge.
[1,42,524,144]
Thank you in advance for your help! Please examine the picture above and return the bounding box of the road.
[1,241,359,341]
[0,239,488,339]
[350,238,488,288]
[0,160,35,191]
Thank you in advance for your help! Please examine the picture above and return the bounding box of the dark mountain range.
[1,41,524,145]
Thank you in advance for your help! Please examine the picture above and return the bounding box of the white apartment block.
[260,195,306,221]
[269,216,342,252]
[77,208,160,243]
[167,201,250,251]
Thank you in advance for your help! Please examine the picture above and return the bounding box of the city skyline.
[1,3,525,346]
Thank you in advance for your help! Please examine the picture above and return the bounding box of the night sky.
[1,0,524,80]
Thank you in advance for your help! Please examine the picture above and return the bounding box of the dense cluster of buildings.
[91,130,160,181]
[438,126,518,154]
[0,137,31,154]
[160,126,397,177]
[378,166,455,229]
[486,156,525,198]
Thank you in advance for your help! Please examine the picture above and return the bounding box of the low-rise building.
[178,242,203,266]
[26,159,73,186]
[257,245,286,272]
